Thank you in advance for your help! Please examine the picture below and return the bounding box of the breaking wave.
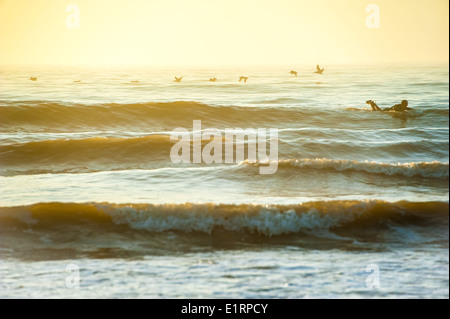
[0,200,447,237]
[241,158,449,179]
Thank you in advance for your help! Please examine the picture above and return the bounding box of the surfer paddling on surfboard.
[366,100,412,112]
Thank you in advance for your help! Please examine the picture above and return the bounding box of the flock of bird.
[29,65,325,83]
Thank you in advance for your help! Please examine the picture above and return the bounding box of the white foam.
[99,201,379,236]
[242,158,449,179]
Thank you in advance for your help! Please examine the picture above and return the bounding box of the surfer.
[366,100,412,112]
[290,70,298,77]
[239,76,248,83]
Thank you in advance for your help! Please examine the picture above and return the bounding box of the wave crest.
[241,158,449,179]
[0,201,447,237]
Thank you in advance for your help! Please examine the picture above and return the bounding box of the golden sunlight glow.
[0,0,448,66]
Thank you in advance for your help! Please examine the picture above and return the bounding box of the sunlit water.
[0,64,448,298]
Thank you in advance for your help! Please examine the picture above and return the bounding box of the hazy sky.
[0,0,448,66]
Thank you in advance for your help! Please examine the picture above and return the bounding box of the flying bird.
[239,76,248,83]
[314,65,325,74]
[174,76,183,82]
[290,70,298,77]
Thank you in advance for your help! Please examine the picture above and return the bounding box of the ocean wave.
[0,135,229,175]
[0,100,446,131]
[0,135,173,174]
[241,158,449,179]
[281,139,449,160]
[0,200,447,238]
[1,132,448,177]
[0,100,297,130]
[0,100,216,128]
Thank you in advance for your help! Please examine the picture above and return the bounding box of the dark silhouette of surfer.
[366,100,412,112]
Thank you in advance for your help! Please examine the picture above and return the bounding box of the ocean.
[0,64,448,298]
